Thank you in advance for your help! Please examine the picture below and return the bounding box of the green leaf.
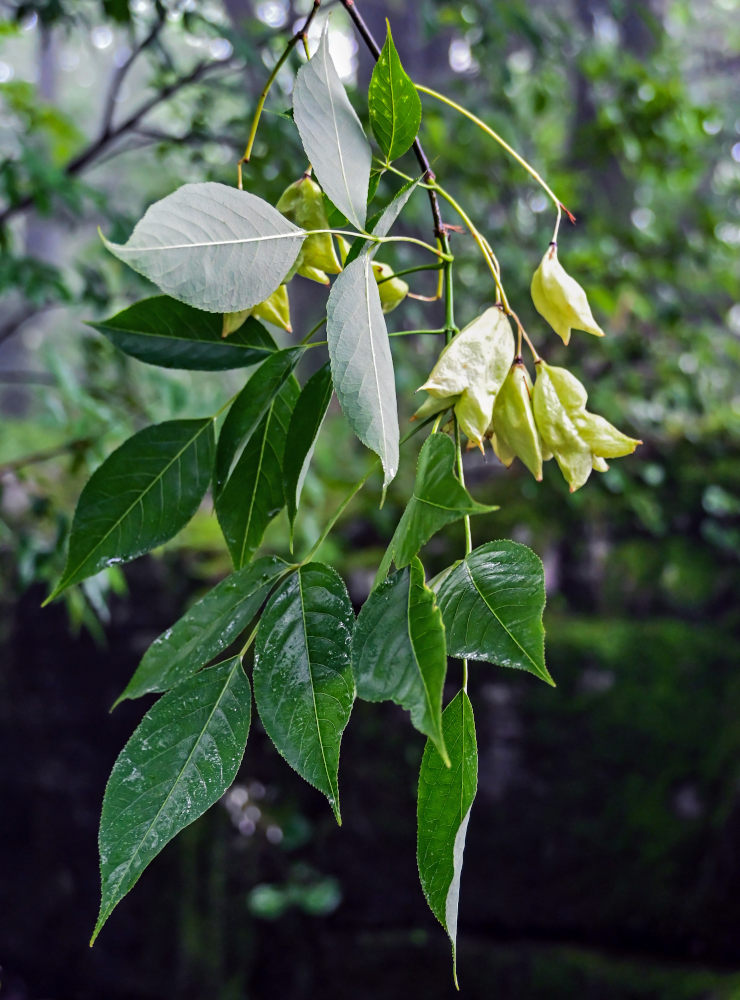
[116,556,288,704]
[436,540,553,685]
[377,434,496,582]
[326,254,399,490]
[47,419,214,602]
[369,23,422,161]
[293,26,371,230]
[216,380,298,569]
[101,182,305,313]
[89,295,276,371]
[352,556,448,762]
[417,690,477,986]
[253,563,355,822]
[214,349,301,493]
[283,363,333,543]
[92,657,251,943]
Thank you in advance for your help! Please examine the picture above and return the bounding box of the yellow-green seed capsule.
[490,361,543,480]
[372,261,409,313]
[411,392,458,423]
[252,283,292,332]
[532,360,640,491]
[276,175,342,284]
[420,307,515,449]
[531,243,605,345]
[222,309,251,338]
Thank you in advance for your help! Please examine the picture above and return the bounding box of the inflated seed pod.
[372,261,409,313]
[252,283,291,332]
[276,175,342,285]
[490,361,543,480]
[530,243,605,345]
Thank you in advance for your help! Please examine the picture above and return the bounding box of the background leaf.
[92,657,251,943]
[283,363,333,542]
[417,690,477,985]
[292,27,371,230]
[102,182,304,313]
[89,296,276,371]
[326,254,399,490]
[215,381,299,569]
[436,540,553,685]
[116,557,288,704]
[214,349,301,493]
[378,434,495,581]
[253,563,355,822]
[352,556,448,761]
[49,419,214,600]
[369,24,422,161]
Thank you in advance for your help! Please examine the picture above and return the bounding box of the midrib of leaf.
[321,49,359,229]
[466,562,539,672]
[59,420,212,593]
[99,324,254,349]
[362,259,389,471]
[385,52,399,154]
[407,570,442,755]
[297,570,336,814]
[94,658,240,939]
[237,409,272,567]
[110,232,306,254]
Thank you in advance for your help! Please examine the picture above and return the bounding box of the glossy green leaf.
[369,23,422,161]
[214,349,301,493]
[283,363,333,542]
[116,556,288,704]
[417,690,477,985]
[47,419,214,601]
[352,557,448,762]
[88,295,276,371]
[253,563,355,822]
[216,380,299,569]
[92,657,251,943]
[102,182,305,313]
[436,540,553,685]
[292,26,371,230]
[377,434,495,582]
[326,254,399,491]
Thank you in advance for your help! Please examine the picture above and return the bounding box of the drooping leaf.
[47,419,214,602]
[377,434,495,583]
[216,380,299,569]
[88,296,276,371]
[116,557,288,704]
[369,23,422,161]
[283,363,333,542]
[92,657,251,943]
[292,26,371,230]
[214,349,301,493]
[101,182,305,313]
[417,690,477,985]
[326,254,399,490]
[436,540,553,685]
[352,557,448,762]
[253,563,355,822]
[344,177,420,267]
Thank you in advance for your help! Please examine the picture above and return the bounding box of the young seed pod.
[531,243,605,345]
[419,307,515,450]
[276,175,342,285]
[532,360,641,491]
[372,261,409,313]
[252,283,292,332]
[222,309,251,338]
[490,361,543,480]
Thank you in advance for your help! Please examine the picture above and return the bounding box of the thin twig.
[100,8,167,139]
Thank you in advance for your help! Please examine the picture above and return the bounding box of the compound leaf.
[436,540,553,685]
[102,182,304,313]
[93,657,251,943]
[417,690,477,986]
[253,563,355,822]
[48,419,214,601]
[352,556,448,762]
